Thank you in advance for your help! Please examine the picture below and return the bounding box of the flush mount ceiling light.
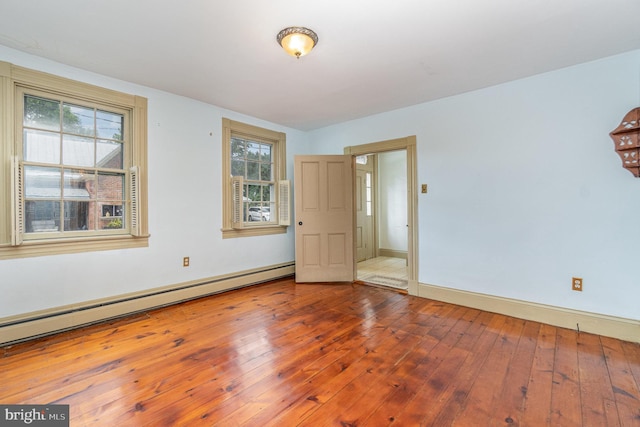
[276,27,318,59]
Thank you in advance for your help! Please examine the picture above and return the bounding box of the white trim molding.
[344,136,419,296]
[378,249,407,260]
[418,282,640,344]
[0,262,295,346]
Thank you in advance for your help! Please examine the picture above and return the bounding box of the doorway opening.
[354,151,408,291]
[345,136,418,295]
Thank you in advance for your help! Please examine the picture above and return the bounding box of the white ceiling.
[2,0,640,131]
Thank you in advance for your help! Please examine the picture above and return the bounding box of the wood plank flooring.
[1,278,639,426]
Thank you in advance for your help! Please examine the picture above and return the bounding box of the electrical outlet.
[572,277,582,291]
[183,257,190,267]
[421,184,428,194]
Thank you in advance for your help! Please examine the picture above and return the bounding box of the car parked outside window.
[248,207,270,221]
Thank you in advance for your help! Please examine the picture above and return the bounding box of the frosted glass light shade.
[277,27,318,58]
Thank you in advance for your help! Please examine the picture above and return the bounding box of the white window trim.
[0,61,149,259]
[221,118,287,239]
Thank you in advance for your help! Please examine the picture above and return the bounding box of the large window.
[0,61,148,259]
[21,91,129,236]
[221,118,288,238]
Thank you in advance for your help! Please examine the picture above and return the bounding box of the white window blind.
[278,180,291,226]
[231,176,244,229]
[129,166,140,236]
[11,156,24,246]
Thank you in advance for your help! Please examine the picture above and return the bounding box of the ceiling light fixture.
[276,27,318,59]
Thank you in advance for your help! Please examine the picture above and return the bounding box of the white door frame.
[344,136,419,295]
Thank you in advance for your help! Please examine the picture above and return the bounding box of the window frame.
[0,61,149,259]
[221,118,287,238]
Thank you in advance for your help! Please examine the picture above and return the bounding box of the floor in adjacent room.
[357,256,408,291]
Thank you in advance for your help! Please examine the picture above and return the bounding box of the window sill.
[221,226,287,239]
[0,235,149,260]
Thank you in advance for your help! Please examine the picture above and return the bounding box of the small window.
[222,118,287,238]
[231,136,276,223]
[366,172,372,217]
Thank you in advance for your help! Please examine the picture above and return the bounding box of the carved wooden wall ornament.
[610,108,640,177]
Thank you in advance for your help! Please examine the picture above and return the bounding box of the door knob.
[298,221,303,226]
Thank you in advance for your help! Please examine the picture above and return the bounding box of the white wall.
[0,46,310,318]
[378,151,407,252]
[309,50,640,320]
[2,44,639,324]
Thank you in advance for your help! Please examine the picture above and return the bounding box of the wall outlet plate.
[572,277,582,291]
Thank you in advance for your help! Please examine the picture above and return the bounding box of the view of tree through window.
[230,136,274,222]
[22,94,126,234]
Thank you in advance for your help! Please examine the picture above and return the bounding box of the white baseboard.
[5,271,635,346]
[0,262,295,346]
[418,282,639,344]
[378,249,408,260]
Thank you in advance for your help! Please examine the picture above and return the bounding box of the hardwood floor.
[1,278,639,426]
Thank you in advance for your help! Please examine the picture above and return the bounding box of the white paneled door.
[294,155,354,282]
